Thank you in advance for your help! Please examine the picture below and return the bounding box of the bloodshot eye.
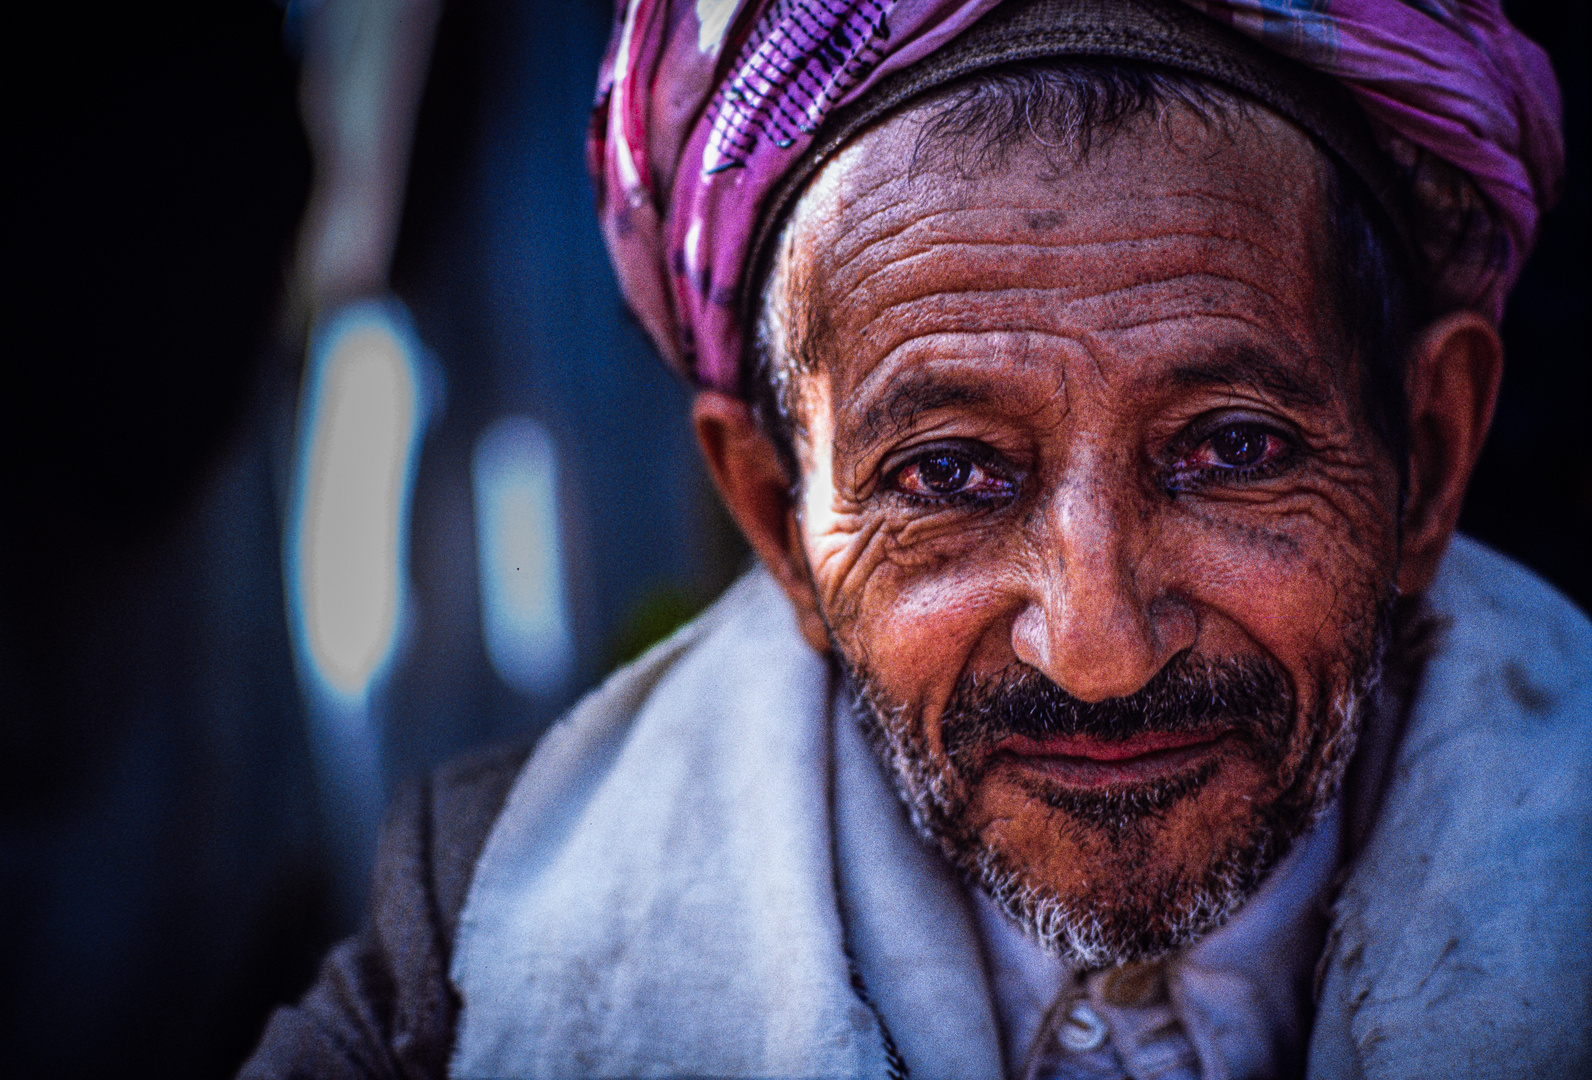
[890,445,1015,500]
[1210,424,1272,468]
[1173,418,1294,484]
[915,452,972,493]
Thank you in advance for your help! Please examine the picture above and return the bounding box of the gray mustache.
[942,652,1294,759]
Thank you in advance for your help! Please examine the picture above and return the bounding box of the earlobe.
[1396,311,1503,595]
[692,391,832,653]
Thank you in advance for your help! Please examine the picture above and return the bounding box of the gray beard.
[841,614,1390,968]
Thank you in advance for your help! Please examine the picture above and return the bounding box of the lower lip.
[993,731,1230,787]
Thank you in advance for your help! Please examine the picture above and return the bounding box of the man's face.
[769,103,1404,962]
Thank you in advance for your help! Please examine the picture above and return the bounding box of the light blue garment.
[451,537,1592,1079]
[1309,537,1592,1078]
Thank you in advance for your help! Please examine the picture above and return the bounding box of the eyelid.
[1162,414,1297,494]
[882,440,1021,500]
[1185,408,1294,440]
[1171,409,1298,458]
[881,438,1014,480]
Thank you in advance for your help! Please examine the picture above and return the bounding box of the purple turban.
[590,0,1562,394]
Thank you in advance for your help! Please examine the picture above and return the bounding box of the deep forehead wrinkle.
[855,249,1283,322]
[827,184,925,252]
[835,227,1294,323]
[1164,343,1334,410]
[803,154,925,265]
[836,209,1284,285]
[825,159,1315,279]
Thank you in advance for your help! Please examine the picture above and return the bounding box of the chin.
[964,757,1293,965]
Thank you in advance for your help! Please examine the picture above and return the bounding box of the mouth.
[991,729,1232,787]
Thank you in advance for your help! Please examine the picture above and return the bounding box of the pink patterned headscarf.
[590,0,1562,394]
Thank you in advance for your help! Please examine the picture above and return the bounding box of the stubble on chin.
[837,595,1392,966]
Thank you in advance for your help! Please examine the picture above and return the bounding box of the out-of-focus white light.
[473,416,573,697]
[288,302,424,701]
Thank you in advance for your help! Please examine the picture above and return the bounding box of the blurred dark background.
[0,1,1584,1077]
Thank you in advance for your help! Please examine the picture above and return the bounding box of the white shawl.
[451,536,1591,1078]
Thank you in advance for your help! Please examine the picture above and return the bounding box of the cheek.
[795,390,1024,721]
[807,511,1030,728]
[1163,470,1398,702]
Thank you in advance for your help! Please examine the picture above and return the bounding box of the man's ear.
[693,390,831,653]
[1397,310,1503,596]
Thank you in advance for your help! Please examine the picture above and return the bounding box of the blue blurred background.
[0,1,1583,1077]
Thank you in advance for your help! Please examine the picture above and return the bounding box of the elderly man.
[242,1,1585,1077]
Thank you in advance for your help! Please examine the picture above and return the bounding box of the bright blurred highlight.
[289,302,424,700]
[473,416,573,697]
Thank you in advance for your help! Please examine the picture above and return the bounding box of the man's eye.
[1180,422,1292,476]
[1210,424,1274,467]
[891,448,1012,499]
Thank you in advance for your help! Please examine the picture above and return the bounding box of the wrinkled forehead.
[788,91,1328,251]
[766,98,1340,394]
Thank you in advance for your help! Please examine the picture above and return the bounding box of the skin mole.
[1025,208,1069,231]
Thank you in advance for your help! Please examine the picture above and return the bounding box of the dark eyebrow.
[845,372,996,450]
[1163,345,1333,411]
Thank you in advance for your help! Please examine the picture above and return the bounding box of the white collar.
[970,802,1342,1076]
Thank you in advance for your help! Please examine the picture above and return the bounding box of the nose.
[1012,464,1194,702]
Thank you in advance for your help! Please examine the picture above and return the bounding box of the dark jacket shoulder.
[237,738,533,1080]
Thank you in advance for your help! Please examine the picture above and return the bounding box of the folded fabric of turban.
[589,0,1562,395]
